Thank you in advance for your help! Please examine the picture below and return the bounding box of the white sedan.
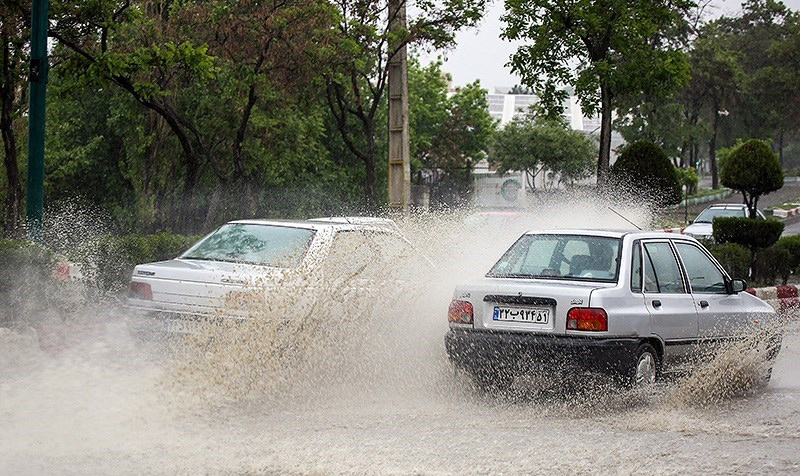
[126,217,423,334]
[682,203,766,241]
[445,229,782,389]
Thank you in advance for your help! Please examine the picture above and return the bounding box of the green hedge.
[707,243,750,280]
[709,236,800,286]
[0,239,57,326]
[712,217,784,250]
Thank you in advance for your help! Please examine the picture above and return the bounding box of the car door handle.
[652,300,661,308]
[699,300,709,308]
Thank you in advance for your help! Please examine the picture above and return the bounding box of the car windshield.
[180,224,315,267]
[694,208,745,223]
[487,234,622,282]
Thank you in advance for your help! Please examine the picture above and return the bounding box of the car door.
[641,240,698,367]
[672,241,750,340]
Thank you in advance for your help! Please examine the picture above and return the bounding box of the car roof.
[704,203,747,210]
[522,229,700,241]
[226,217,396,232]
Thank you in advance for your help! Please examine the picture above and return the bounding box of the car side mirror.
[728,278,747,294]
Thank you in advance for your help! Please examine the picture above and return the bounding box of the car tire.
[624,343,659,387]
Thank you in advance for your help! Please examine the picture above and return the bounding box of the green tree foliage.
[674,166,699,195]
[408,58,495,205]
[501,0,692,182]
[46,0,340,230]
[610,141,681,206]
[490,115,595,190]
[720,139,783,217]
[323,0,488,210]
[718,1,799,166]
[689,21,745,189]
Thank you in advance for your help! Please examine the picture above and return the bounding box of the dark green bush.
[712,217,784,250]
[610,140,681,207]
[0,239,56,326]
[752,245,792,286]
[707,243,750,280]
[774,235,800,284]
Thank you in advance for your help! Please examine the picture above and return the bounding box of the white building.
[473,87,623,209]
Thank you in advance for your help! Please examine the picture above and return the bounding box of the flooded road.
[1,319,798,476]
[2,201,799,475]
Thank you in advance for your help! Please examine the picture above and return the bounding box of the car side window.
[643,242,686,294]
[674,242,727,294]
[631,241,642,293]
[325,230,378,280]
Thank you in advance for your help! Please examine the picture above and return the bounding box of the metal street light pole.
[26,0,49,241]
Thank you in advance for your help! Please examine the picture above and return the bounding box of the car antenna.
[607,206,642,230]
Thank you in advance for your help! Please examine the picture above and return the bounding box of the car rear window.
[180,224,315,267]
[693,208,745,223]
[487,234,622,282]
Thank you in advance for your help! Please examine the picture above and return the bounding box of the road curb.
[770,205,800,219]
[666,189,734,210]
[747,285,800,313]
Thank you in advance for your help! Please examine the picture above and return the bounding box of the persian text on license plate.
[492,306,550,324]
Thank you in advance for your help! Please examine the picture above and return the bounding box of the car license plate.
[492,306,550,324]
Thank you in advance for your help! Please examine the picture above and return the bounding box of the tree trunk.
[1,30,22,237]
[709,100,720,189]
[778,129,784,167]
[363,120,376,211]
[597,83,613,183]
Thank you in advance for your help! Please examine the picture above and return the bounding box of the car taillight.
[448,300,473,324]
[567,307,607,331]
[129,281,153,300]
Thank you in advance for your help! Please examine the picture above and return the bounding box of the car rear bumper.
[445,328,641,374]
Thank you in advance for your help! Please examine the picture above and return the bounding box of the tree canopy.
[610,140,682,207]
[490,115,595,190]
[501,0,693,182]
[720,139,783,217]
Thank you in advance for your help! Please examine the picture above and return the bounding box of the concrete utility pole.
[26,0,49,240]
[387,0,411,211]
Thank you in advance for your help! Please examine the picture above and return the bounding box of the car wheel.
[626,343,659,387]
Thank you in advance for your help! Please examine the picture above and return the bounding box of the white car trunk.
[466,278,610,334]
[128,259,303,315]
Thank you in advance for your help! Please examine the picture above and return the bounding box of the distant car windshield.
[487,234,622,282]
[693,208,746,223]
[180,224,315,267]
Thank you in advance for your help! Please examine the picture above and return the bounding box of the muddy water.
[2,199,799,475]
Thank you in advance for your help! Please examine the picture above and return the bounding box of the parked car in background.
[445,229,781,390]
[126,217,425,334]
[682,204,765,241]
